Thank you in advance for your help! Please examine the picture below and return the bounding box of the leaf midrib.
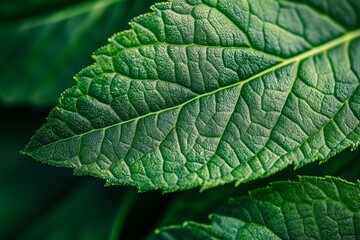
[26,29,360,153]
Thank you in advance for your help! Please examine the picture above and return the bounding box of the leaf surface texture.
[25,0,360,192]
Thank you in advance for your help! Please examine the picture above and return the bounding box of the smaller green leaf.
[158,176,360,240]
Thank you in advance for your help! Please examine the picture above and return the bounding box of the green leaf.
[0,0,157,106]
[24,0,360,192]
[158,176,360,239]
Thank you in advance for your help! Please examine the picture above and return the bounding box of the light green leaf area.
[158,176,360,240]
[24,0,360,192]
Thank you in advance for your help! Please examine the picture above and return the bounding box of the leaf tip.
[19,148,29,156]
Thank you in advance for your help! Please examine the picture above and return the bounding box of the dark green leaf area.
[159,176,360,240]
[0,0,86,22]
[0,107,136,240]
[24,0,360,192]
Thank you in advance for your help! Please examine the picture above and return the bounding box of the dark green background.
[1,1,359,239]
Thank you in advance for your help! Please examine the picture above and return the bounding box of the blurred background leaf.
[17,181,137,240]
[0,0,87,22]
[0,0,157,106]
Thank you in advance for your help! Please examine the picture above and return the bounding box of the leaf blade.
[24,0,360,192]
